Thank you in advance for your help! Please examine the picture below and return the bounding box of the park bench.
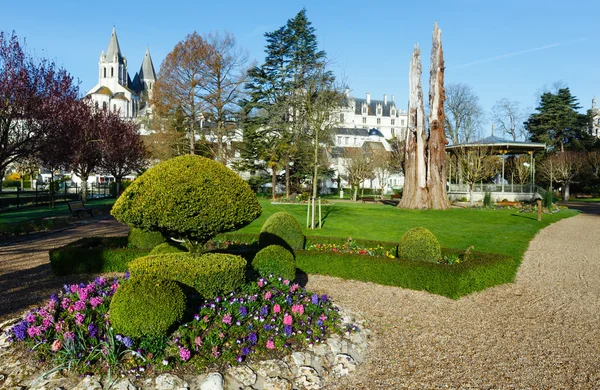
[68,200,94,218]
[497,201,522,208]
[390,194,402,199]
[361,196,378,204]
[575,194,593,199]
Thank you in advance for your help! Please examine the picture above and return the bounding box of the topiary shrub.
[129,253,246,298]
[252,245,296,280]
[128,227,166,249]
[398,227,441,263]
[259,212,305,252]
[111,155,262,246]
[149,242,187,255]
[109,277,185,338]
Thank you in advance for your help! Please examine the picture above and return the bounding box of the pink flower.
[292,304,304,315]
[266,339,275,349]
[26,313,37,323]
[273,304,281,313]
[61,298,71,310]
[73,300,86,312]
[203,315,210,323]
[27,326,42,338]
[264,291,272,300]
[283,314,293,326]
[195,336,203,349]
[222,314,232,325]
[75,312,85,326]
[257,279,264,288]
[78,290,88,302]
[290,284,299,293]
[179,346,191,361]
[283,279,290,286]
[63,331,74,340]
[51,339,62,351]
[70,284,78,293]
[90,297,104,308]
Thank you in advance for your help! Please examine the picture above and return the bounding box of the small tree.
[510,155,531,186]
[455,146,498,207]
[343,149,373,201]
[370,148,392,197]
[538,152,584,201]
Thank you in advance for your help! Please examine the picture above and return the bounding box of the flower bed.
[5,275,343,375]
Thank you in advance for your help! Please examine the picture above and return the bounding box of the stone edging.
[0,306,370,390]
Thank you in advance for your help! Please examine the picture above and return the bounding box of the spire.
[106,27,122,62]
[139,48,156,81]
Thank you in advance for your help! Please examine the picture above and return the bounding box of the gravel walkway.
[1,207,598,389]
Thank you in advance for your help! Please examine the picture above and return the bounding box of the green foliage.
[296,248,515,299]
[128,227,166,249]
[111,155,262,245]
[109,277,186,338]
[129,253,247,298]
[483,192,492,207]
[49,237,150,275]
[149,242,187,255]
[543,190,555,208]
[109,180,133,197]
[398,227,441,263]
[252,245,296,280]
[259,212,305,252]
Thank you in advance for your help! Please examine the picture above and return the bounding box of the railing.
[0,183,112,210]
[448,183,545,194]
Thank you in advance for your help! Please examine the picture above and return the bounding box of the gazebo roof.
[446,135,545,154]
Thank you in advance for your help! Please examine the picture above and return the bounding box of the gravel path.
[1,207,598,389]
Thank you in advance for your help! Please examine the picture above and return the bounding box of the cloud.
[453,37,587,69]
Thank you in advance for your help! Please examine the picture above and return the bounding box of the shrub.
[398,227,441,263]
[109,277,186,338]
[259,212,305,252]
[129,253,246,298]
[483,192,492,207]
[128,227,166,249]
[542,190,554,209]
[252,245,296,280]
[149,242,187,255]
[111,155,262,245]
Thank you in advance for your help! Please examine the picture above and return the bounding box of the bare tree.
[538,152,584,201]
[342,149,373,201]
[586,150,600,180]
[370,148,392,196]
[444,83,484,144]
[455,146,498,207]
[510,155,531,185]
[492,98,525,141]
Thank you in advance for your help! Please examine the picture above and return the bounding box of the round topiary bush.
[148,242,187,255]
[259,212,305,252]
[398,227,441,263]
[109,277,185,338]
[111,155,262,245]
[129,252,247,298]
[252,245,296,280]
[128,227,166,249]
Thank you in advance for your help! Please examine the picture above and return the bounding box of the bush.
[543,190,554,208]
[129,253,246,298]
[149,242,187,255]
[128,227,166,249]
[483,192,492,207]
[252,245,296,280]
[111,155,262,245]
[109,277,186,338]
[259,212,305,252]
[49,237,150,275]
[398,227,441,263]
[109,180,133,197]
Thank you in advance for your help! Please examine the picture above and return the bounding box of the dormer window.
[111,67,114,77]
[391,108,396,116]
[362,106,367,115]
[377,107,382,115]
[103,68,106,78]
[340,113,344,122]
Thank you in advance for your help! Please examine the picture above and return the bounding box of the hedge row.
[295,248,515,299]
[49,237,150,275]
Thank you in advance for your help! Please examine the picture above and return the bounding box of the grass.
[0,198,115,224]
[236,200,579,263]
[568,198,600,202]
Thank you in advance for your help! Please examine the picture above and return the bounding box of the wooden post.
[537,199,542,221]
[306,200,310,228]
[318,198,322,229]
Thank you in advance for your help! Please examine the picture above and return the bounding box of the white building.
[590,97,600,138]
[86,27,155,120]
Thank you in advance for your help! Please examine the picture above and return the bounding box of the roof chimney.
[366,92,371,105]
[345,88,350,98]
[384,94,387,106]
[392,94,395,103]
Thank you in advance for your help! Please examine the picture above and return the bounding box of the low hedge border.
[49,237,151,276]
[295,248,515,299]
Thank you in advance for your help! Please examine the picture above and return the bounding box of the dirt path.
[1,208,599,388]
[307,205,600,389]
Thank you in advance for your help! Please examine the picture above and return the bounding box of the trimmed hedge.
[259,212,305,252]
[398,227,441,263]
[49,237,150,275]
[149,242,187,255]
[111,155,262,244]
[109,277,186,338]
[295,248,515,299]
[129,253,246,298]
[128,227,166,249]
[252,245,296,280]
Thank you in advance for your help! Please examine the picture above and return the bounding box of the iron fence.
[0,182,112,210]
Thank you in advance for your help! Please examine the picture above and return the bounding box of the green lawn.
[568,198,600,202]
[0,198,115,224]
[236,200,579,263]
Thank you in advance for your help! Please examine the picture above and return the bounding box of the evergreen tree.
[525,88,591,152]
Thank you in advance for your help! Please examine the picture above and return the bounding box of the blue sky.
[2,0,599,136]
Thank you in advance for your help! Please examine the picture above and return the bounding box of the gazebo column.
[500,150,507,193]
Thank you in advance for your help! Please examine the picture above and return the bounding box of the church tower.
[98,27,129,91]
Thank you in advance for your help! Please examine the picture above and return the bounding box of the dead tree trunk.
[398,23,450,209]
[426,22,451,209]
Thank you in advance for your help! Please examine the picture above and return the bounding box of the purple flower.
[122,337,133,348]
[88,323,98,338]
[260,306,268,317]
[94,276,106,286]
[317,319,323,327]
[321,294,328,303]
[241,347,250,356]
[263,324,272,331]
[284,325,293,336]
[311,293,319,305]
[248,332,258,345]
[124,270,130,280]
[11,321,28,341]
[239,306,248,316]
[26,313,37,324]
[285,296,293,305]
[236,355,243,363]
[75,313,85,326]
[179,346,191,361]
[73,300,86,312]
[194,314,200,321]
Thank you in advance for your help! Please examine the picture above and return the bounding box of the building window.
[377,108,381,115]
[337,136,342,145]
[391,109,395,116]
[401,119,405,126]
[362,106,367,115]
[391,128,395,136]
[345,137,349,145]
[113,104,117,112]
[103,68,106,78]
[354,137,357,145]
[377,118,381,125]
[362,117,367,124]
[111,67,114,77]
[102,102,107,110]
[391,119,395,125]
[340,113,344,122]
